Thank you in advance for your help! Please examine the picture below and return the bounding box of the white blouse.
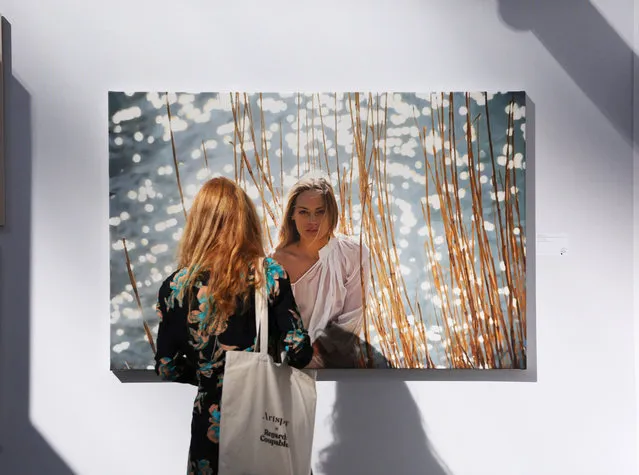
[290,234,370,345]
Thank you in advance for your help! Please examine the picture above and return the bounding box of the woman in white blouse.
[272,175,370,368]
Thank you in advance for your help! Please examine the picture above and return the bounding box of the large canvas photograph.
[109,91,527,371]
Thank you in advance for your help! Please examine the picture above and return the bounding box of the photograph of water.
[109,91,527,370]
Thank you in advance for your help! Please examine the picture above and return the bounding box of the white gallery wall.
[636,0,639,469]
[0,1,636,474]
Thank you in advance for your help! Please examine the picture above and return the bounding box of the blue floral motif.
[195,292,212,330]
[155,301,163,322]
[194,391,207,414]
[188,459,213,475]
[157,357,177,381]
[187,286,221,351]
[207,403,221,444]
[168,266,206,310]
[284,328,307,348]
[198,360,215,379]
[263,257,287,297]
[168,267,190,308]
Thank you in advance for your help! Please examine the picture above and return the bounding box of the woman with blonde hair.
[154,176,313,474]
[273,174,370,369]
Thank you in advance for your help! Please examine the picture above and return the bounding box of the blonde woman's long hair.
[176,176,264,330]
[276,175,339,250]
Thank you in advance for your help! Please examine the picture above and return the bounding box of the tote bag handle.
[254,257,269,356]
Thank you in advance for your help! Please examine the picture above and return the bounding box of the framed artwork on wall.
[109,91,527,372]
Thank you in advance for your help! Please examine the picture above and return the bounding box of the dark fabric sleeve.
[269,276,314,369]
[154,277,198,385]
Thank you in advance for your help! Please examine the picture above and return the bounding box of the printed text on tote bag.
[261,412,290,447]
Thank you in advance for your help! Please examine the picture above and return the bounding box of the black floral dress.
[154,257,313,475]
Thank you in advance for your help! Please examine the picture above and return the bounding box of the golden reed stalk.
[122,238,157,355]
[165,94,187,222]
[220,92,525,369]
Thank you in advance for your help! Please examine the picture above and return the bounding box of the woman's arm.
[265,258,313,368]
[154,277,198,385]
[333,242,370,335]
[312,242,370,368]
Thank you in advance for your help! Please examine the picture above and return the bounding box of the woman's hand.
[306,340,325,369]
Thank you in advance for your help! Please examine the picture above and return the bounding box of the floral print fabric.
[155,258,313,474]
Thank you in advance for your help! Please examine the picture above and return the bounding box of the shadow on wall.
[496,0,635,147]
[316,331,452,475]
[0,19,73,474]
[317,379,452,475]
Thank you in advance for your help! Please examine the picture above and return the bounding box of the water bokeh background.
[109,91,526,370]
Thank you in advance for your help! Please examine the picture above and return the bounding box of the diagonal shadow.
[316,329,453,475]
[496,0,635,148]
[317,380,453,475]
[0,19,74,474]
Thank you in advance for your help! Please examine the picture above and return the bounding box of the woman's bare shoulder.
[272,246,298,267]
[274,243,302,257]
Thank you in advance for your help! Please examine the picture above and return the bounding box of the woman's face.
[291,190,331,242]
